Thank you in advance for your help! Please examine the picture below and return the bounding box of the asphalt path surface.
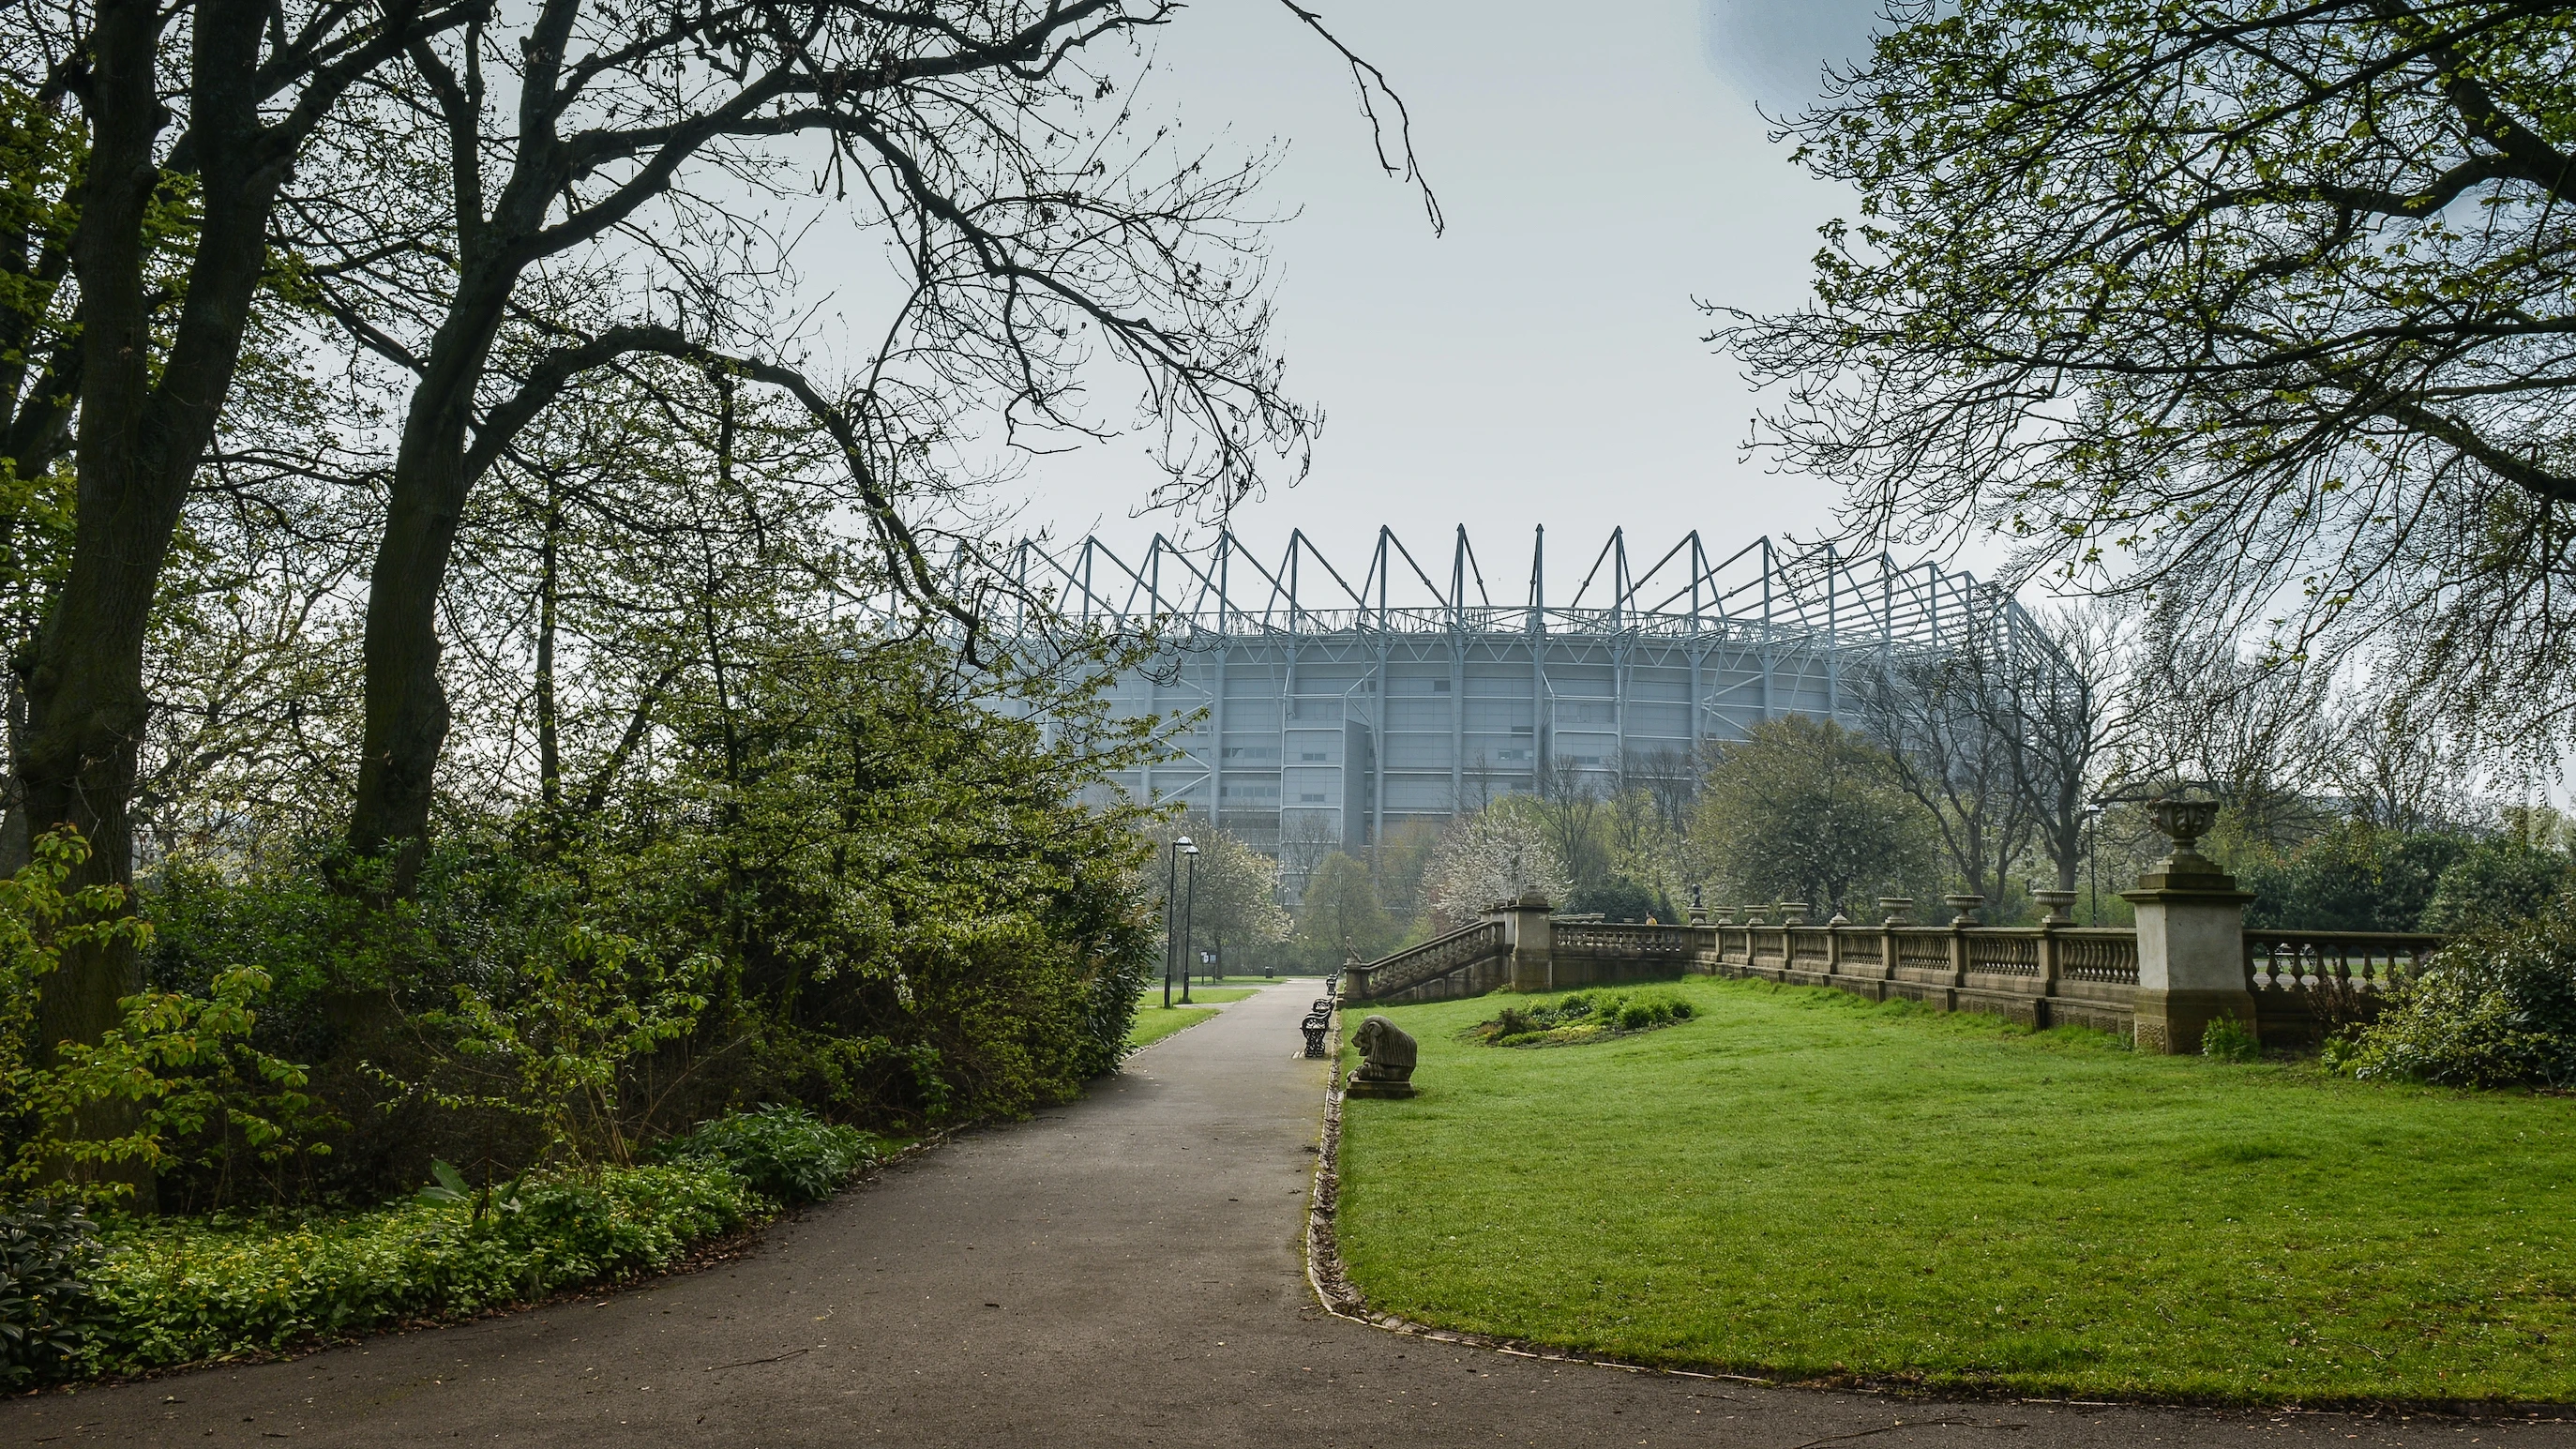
[10,979,2568,1447]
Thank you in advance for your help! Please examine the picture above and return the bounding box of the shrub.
[1564,878,1672,924]
[659,1106,875,1204]
[85,1162,759,1372]
[1466,989,1693,1047]
[2198,1014,2260,1063]
[0,1201,103,1388]
[2343,900,2576,1089]
[2237,825,2469,932]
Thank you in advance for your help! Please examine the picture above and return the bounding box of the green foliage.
[0,832,328,1205]
[2237,824,2469,933]
[1292,852,1396,968]
[1563,877,1671,923]
[2197,1013,2260,1064]
[1694,716,1934,916]
[0,1200,103,1389]
[2345,900,2576,1089]
[108,636,1161,1207]
[389,922,712,1168]
[1465,989,1694,1048]
[2421,839,2574,934]
[658,1106,875,1204]
[83,1162,758,1372]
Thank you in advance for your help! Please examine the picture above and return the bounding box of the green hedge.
[83,1163,759,1374]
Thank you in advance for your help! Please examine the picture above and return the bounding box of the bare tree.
[310,0,1435,892]
[1999,604,2128,892]
[1867,636,2034,916]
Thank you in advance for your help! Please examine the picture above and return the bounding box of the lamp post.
[1179,838,1201,1005]
[1164,835,1194,1009]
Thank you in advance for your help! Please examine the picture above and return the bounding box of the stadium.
[1005,527,2041,855]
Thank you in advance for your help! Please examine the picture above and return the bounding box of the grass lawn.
[1125,989,1258,1051]
[1334,974,2576,1405]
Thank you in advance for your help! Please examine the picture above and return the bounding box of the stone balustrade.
[1697,915,2139,1034]
[1336,802,2449,1053]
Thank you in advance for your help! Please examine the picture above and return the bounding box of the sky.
[973,0,1891,588]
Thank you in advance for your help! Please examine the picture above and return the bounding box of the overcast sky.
[955,0,1890,589]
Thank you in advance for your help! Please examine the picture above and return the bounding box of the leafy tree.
[1292,852,1394,969]
[2238,824,2472,933]
[1694,716,1934,918]
[1720,0,2576,769]
[8,0,476,1202]
[1141,822,1288,979]
[1419,807,1570,932]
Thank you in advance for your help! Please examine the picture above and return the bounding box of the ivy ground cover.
[1334,975,2576,1404]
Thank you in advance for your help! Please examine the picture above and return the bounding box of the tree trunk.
[536,481,561,815]
[24,0,293,1205]
[345,271,515,890]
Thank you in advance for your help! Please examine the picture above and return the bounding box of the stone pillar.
[1505,888,1555,993]
[2120,799,2256,1054]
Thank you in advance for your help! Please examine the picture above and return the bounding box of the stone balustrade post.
[2120,799,2257,1054]
[1504,888,1555,993]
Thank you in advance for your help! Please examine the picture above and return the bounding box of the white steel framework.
[1006,527,2046,852]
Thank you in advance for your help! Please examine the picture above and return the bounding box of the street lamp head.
[1182,841,1200,855]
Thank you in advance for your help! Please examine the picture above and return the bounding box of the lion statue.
[1345,1015,1418,1098]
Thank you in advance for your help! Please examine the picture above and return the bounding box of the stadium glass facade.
[1007,527,2040,855]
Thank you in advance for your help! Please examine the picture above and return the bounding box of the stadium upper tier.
[1006,527,2041,852]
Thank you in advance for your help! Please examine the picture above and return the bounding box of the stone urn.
[1877,897,1915,926]
[1942,892,1985,925]
[2033,889,2078,924]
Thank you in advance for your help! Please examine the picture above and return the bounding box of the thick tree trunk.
[23,0,291,1205]
[345,268,517,890]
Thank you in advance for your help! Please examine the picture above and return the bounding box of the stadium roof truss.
[1004,527,2051,855]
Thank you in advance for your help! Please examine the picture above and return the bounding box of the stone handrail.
[1549,922,1696,957]
[2244,929,2443,994]
[1709,921,2138,988]
[2056,928,2141,984]
[1348,920,1509,1000]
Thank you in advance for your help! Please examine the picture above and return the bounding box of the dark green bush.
[2344,899,2576,1089]
[2237,825,2470,932]
[660,1107,875,1204]
[2420,840,2573,933]
[0,1201,103,1388]
[1564,878,1675,923]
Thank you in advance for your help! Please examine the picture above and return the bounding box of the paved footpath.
[11,981,2570,1448]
